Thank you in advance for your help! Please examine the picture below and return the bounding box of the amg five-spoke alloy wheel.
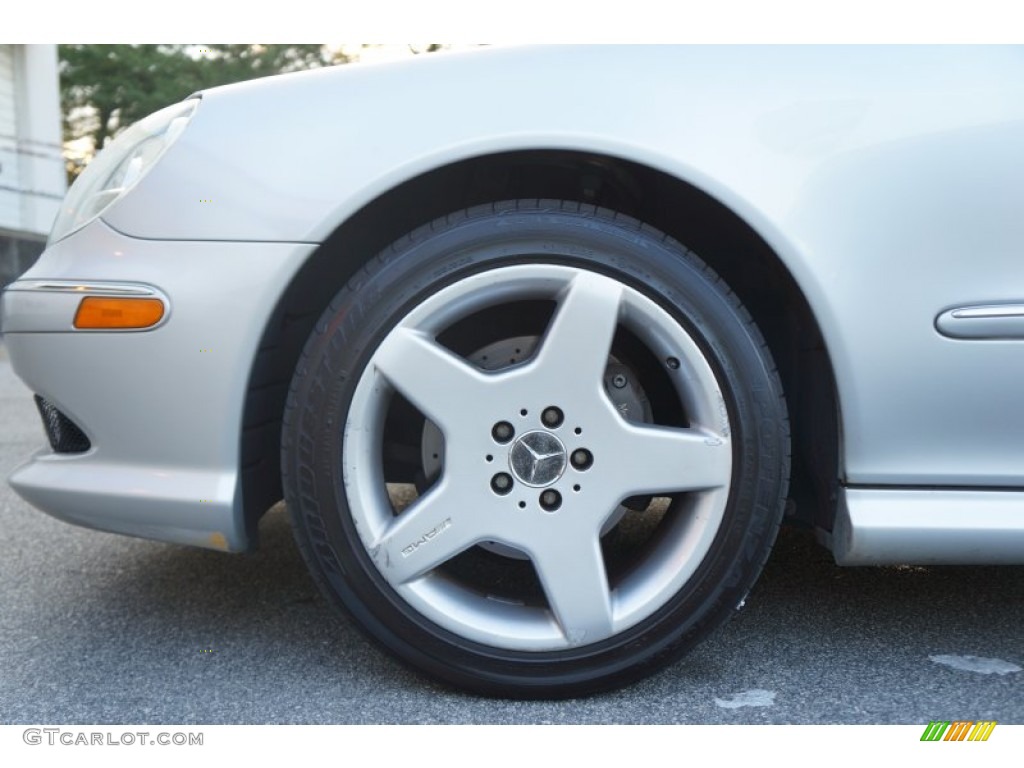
[283,200,790,697]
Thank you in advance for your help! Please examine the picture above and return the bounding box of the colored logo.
[920,721,997,742]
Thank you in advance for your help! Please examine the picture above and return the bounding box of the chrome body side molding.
[936,304,1024,340]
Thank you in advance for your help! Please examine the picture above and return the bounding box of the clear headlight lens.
[49,98,199,245]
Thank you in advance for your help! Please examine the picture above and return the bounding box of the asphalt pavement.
[0,342,1021,724]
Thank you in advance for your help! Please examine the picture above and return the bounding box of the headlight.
[49,98,199,245]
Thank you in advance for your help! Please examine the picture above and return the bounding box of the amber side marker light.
[74,297,165,329]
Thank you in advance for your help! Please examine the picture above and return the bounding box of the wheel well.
[239,150,840,546]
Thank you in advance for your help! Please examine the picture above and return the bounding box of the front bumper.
[2,219,314,551]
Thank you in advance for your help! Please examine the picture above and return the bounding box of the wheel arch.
[239,149,841,545]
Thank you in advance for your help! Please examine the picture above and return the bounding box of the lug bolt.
[666,357,680,370]
[492,421,515,443]
[491,472,513,495]
[541,406,564,428]
[539,489,562,511]
[571,448,593,471]
[611,374,628,389]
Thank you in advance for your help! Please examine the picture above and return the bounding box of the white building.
[0,45,65,287]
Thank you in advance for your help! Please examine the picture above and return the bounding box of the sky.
[8,0,1024,43]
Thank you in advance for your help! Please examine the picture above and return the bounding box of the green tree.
[59,44,340,176]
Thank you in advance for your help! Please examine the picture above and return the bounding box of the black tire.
[282,200,790,697]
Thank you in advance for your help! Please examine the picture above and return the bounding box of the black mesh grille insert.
[33,395,91,453]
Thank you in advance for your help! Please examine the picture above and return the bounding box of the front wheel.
[282,200,790,697]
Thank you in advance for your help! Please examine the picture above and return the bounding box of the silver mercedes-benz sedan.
[2,45,1022,697]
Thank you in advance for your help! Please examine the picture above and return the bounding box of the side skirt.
[827,487,1024,565]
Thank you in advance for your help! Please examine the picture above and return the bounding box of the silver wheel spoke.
[535,272,623,386]
[531,532,614,645]
[368,481,484,585]
[372,328,487,432]
[614,425,731,497]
